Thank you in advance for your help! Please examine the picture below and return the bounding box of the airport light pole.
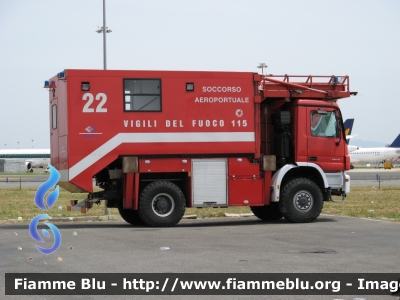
[257,63,267,74]
[17,142,19,149]
[32,139,34,149]
[97,0,111,215]
[96,0,112,70]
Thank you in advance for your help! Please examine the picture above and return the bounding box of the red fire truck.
[45,70,356,227]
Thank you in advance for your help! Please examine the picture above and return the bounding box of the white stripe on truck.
[69,132,255,180]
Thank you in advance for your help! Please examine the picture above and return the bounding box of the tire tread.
[279,178,323,223]
[138,181,185,227]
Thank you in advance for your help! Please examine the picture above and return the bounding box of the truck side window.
[310,111,338,138]
[124,79,161,111]
[52,104,57,129]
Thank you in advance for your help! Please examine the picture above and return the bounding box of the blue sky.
[1,0,399,149]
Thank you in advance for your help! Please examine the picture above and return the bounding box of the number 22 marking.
[82,93,108,113]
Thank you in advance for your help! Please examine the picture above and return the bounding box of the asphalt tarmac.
[347,168,400,186]
[1,169,399,299]
[1,215,399,300]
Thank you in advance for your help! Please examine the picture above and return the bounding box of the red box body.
[48,70,350,210]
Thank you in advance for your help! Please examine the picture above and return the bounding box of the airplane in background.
[344,118,354,142]
[0,149,50,172]
[349,134,400,167]
[343,118,358,152]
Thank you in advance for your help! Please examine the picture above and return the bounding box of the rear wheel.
[250,203,283,221]
[138,181,185,227]
[279,178,323,223]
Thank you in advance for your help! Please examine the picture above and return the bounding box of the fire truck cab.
[46,70,355,227]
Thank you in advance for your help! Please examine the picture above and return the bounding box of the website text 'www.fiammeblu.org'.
[5,273,400,296]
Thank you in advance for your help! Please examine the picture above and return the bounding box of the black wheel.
[279,178,323,223]
[250,203,283,221]
[118,201,145,225]
[138,181,185,227]
[350,164,354,169]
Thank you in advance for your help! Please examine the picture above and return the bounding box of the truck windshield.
[310,111,339,138]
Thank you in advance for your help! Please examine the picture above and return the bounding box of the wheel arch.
[271,163,328,202]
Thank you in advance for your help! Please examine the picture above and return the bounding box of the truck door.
[306,108,346,171]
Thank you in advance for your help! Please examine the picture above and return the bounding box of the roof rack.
[258,74,357,100]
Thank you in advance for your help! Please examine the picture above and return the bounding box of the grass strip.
[0,186,398,222]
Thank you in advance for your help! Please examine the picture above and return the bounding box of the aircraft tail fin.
[343,118,354,144]
[389,134,400,148]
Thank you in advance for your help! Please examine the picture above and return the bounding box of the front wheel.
[279,178,323,223]
[138,181,185,227]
